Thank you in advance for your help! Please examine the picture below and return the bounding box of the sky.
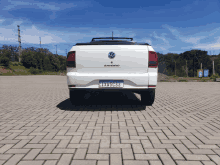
[0,0,220,57]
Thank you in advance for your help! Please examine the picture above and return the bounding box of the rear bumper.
[67,72,157,90]
[69,88,155,94]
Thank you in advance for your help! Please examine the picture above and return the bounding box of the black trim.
[75,41,150,46]
[69,88,155,93]
[66,61,75,67]
[92,37,133,41]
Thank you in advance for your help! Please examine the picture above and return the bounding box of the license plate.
[99,80,124,88]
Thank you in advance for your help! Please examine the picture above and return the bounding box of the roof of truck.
[75,37,150,46]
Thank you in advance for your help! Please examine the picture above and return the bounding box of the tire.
[69,89,85,105]
[141,89,155,106]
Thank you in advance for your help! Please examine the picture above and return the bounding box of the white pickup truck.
[67,37,158,106]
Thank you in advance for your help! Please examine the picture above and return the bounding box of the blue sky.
[0,0,220,57]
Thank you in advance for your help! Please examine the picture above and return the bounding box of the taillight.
[67,51,75,68]
[149,51,158,68]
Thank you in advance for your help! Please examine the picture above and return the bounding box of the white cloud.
[151,31,170,45]
[183,37,204,44]
[21,25,66,44]
[188,35,220,50]
[160,47,167,51]
[3,0,77,11]
[163,24,220,51]
[193,42,220,50]
[138,38,152,45]
[0,25,66,45]
[0,28,17,42]
[211,44,220,48]
[163,24,205,44]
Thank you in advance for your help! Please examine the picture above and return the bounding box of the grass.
[161,75,214,82]
[0,63,66,76]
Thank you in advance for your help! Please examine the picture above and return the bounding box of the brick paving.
[0,76,220,165]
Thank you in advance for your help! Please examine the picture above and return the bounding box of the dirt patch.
[158,73,169,81]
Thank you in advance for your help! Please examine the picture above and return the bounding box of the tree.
[214,55,220,75]
[162,53,179,76]
[43,56,53,71]
[58,55,66,71]
[34,52,45,70]
[20,50,34,68]
[0,49,11,68]
[179,50,212,77]
[48,54,60,72]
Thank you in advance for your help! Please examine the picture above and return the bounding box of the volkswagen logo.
[108,52,115,59]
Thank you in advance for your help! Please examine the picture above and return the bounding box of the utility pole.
[201,63,202,69]
[17,25,22,62]
[112,31,113,40]
[66,49,67,56]
[193,54,195,77]
[175,61,176,76]
[186,60,188,77]
[55,45,57,55]
[39,37,41,48]
[10,47,13,61]
[213,60,215,75]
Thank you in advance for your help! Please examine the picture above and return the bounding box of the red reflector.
[69,85,75,87]
[149,85,156,88]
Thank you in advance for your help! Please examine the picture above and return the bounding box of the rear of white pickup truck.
[67,37,158,105]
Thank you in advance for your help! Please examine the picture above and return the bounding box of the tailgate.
[71,45,149,73]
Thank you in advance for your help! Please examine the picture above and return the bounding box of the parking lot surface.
[0,75,220,165]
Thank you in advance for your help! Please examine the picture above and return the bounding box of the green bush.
[210,73,220,81]
[172,75,178,78]
[0,55,10,68]
[179,79,188,82]
[11,62,22,66]
[29,67,39,75]
[38,69,43,74]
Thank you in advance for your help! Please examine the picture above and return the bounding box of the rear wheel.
[141,89,155,106]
